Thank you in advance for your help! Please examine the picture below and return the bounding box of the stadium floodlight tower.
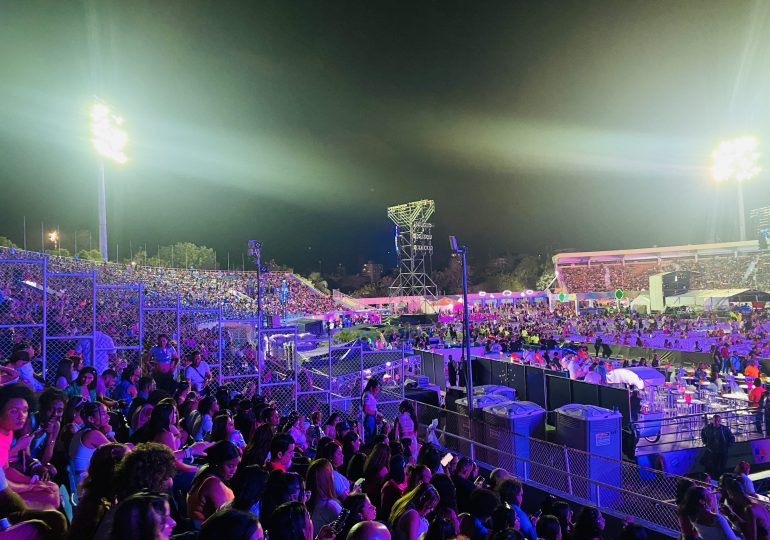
[387,200,438,298]
[90,100,128,261]
[711,136,761,241]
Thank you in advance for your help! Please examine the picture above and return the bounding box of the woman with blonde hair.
[389,483,440,540]
[306,458,342,532]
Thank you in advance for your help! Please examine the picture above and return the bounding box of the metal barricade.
[409,399,682,537]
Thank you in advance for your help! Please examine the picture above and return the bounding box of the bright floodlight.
[90,101,128,164]
[711,136,761,183]
[48,231,58,243]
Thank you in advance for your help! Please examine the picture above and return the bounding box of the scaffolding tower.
[387,200,438,298]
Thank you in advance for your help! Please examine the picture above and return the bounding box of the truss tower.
[387,199,438,298]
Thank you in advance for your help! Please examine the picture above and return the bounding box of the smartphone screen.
[474,475,485,487]
[440,452,453,468]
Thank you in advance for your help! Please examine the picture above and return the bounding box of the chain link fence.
[295,334,331,424]
[259,326,298,416]
[329,342,364,421]
[44,271,95,384]
[95,284,143,374]
[0,258,46,380]
[219,319,260,400]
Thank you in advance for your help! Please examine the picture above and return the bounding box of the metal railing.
[409,399,682,537]
[633,407,760,452]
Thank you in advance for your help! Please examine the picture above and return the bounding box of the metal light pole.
[248,240,263,326]
[737,182,746,241]
[90,101,128,261]
[98,160,108,260]
[450,236,474,412]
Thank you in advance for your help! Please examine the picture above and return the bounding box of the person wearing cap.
[335,421,351,445]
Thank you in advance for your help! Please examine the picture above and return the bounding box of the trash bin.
[482,401,546,475]
[451,394,513,458]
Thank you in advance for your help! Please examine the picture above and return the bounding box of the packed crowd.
[423,303,770,360]
[0,343,648,540]
[0,247,341,318]
[557,251,770,293]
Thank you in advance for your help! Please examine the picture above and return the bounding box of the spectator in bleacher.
[573,508,605,540]
[389,483,440,540]
[55,357,75,390]
[149,334,179,394]
[65,366,98,402]
[719,474,770,540]
[191,395,220,442]
[317,440,349,500]
[550,501,574,540]
[210,410,246,449]
[335,493,377,540]
[306,458,342,531]
[197,508,263,540]
[537,515,563,540]
[265,433,295,473]
[678,485,738,540]
[459,488,498,540]
[0,456,66,537]
[67,442,129,539]
[109,491,176,540]
[490,503,520,536]
[0,383,60,510]
[450,457,475,514]
[186,440,240,523]
[68,401,119,485]
[226,463,268,518]
[28,388,64,477]
[90,442,177,539]
[733,461,756,495]
[361,442,390,510]
[112,363,140,415]
[380,455,406,520]
[497,478,537,540]
[8,350,43,392]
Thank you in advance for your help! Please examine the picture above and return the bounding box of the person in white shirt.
[184,350,211,392]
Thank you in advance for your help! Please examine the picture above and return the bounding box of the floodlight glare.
[90,101,128,164]
[48,231,58,243]
[711,136,760,183]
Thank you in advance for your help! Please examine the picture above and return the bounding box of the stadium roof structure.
[553,240,760,266]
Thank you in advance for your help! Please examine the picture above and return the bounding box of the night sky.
[2,1,770,273]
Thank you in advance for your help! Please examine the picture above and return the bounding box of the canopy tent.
[631,294,651,314]
[665,288,770,310]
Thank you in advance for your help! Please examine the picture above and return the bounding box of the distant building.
[361,261,383,282]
